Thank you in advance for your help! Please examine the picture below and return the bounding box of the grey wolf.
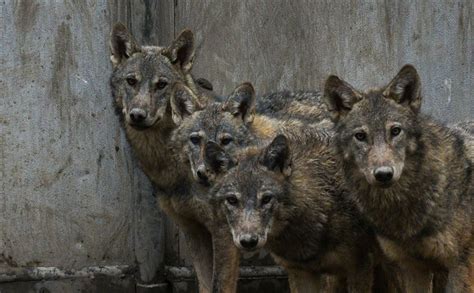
[205,134,377,292]
[323,64,473,292]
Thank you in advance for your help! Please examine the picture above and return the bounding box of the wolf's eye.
[261,195,273,205]
[226,196,238,206]
[221,136,233,146]
[391,126,402,137]
[156,80,168,90]
[189,135,200,145]
[126,77,137,86]
[354,132,367,141]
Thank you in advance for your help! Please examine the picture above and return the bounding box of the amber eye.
[354,132,367,141]
[156,80,168,90]
[391,126,402,137]
[126,77,137,86]
[221,136,233,146]
[226,196,238,206]
[261,195,273,205]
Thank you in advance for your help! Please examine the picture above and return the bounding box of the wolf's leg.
[322,275,347,293]
[445,254,474,293]
[159,197,214,293]
[346,260,373,293]
[399,264,432,293]
[432,269,448,293]
[372,262,404,293]
[211,227,240,293]
[182,224,214,293]
[286,269,322,293]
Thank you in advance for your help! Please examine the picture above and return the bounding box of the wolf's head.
[109,23,196,130]
[323,65,422,188]
[207,135,291,251]
[170,82,257,186]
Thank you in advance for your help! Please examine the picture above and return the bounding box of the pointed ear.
[204,142,235,174]
[383,65,422,113]
[323,75,363,121]
[223,82,256,124]
[110,23,140,66]
[164,29,195,72]
[170,83,200,125]
[259,135,292,176]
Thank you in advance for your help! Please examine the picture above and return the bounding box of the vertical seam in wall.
[127,0,138,282]
[127,1,132,31]
[0,132,4,198]
[173,0,178,261]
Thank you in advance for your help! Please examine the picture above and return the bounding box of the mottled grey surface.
[0,0,163,284]
[175,0,472,123]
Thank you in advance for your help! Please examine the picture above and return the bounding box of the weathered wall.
[0,0,165,287]
[174,0,472,122]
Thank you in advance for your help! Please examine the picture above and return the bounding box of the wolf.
[169,80,338,291]
[204,134,379,292]
[170,81,333,187]
[109,23,331,292]
[109,23,222,292]
[109,23,215,191]
[323,64,473,292]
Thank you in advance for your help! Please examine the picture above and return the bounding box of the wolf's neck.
[268,187,335,263]
[125,120,182,191]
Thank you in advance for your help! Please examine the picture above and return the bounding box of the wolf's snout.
[129,108,147,123]
[196,169,207,180]
[195,165,211,186]
[239,234,259,250]
[196,165,208,180]
[374,166,394,183]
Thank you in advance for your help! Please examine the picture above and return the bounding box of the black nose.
[196,169,208,181]
[129,108,147,123]
[240,235,258,249]
[374,167,394,183]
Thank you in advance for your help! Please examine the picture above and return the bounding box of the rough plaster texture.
[175,0,472,122]
[0,0,164,283]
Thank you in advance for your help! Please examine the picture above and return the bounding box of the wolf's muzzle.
[129,108,147,123]
[239,234,259,250]
[373,166,394,183]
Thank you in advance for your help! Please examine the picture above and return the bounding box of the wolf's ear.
[223,82,256,124]
[383,65,422,113]
[260,135,292,177]
[205,142,235,174]
[170,83,200,125]
[110,23,140,66]
[164,29,195,73]
[323,75,363,121]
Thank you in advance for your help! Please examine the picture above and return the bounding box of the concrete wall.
[0,0,472,292]
[174,0,472,122]
[0,0,165,288]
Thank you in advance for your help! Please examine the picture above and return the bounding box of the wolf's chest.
[377,233,456,269]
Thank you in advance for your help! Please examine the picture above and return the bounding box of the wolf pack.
[108,24,473,292]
